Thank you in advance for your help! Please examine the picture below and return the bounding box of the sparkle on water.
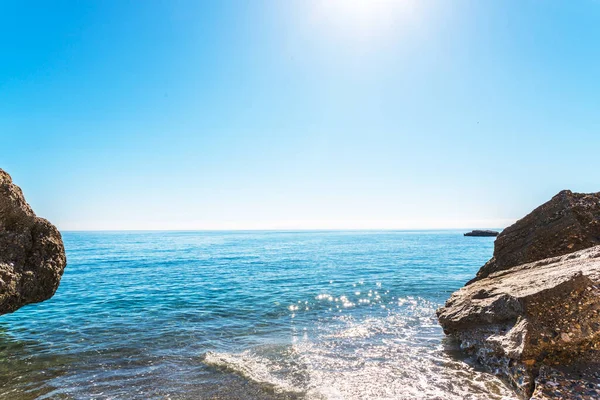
[0,231,516,399]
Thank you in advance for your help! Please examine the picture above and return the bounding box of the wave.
[201,346,515,400]
[200,304,518,400]
[202,350,299,393]
[202,349,333,399]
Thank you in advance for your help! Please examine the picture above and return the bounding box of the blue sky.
[1,0,599,230]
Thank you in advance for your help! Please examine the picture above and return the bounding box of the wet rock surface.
[473,190,600,282]
[464,230,500,237]
[0,169,66,314]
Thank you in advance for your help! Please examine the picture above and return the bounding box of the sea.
[0,231,517,400]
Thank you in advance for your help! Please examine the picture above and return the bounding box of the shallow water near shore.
[0,231,516,399]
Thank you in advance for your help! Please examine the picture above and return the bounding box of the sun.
[325,0,394,23]
[313,0,416,38]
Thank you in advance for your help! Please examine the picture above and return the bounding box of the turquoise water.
[0,231,515,399]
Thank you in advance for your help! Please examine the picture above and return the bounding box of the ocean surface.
[0,231,516,400]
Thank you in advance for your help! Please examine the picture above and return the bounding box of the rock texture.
[472,190,600,282]
[531,364,600,400]
[0,169,66,314]
[464,230,499,237]
[438,190,600,399]
[438,246,600,398]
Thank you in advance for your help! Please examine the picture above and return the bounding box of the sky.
[1,0,599,231]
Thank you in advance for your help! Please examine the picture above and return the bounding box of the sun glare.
[313,0,416,38]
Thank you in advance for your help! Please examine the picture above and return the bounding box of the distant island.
[463,230,499,237]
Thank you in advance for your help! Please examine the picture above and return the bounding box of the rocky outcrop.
[438,190,600,399]
[0,169,66,314]
[464,230,499,237]
[438,246,600,398]
[472,190,600,282]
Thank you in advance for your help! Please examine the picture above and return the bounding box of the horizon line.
[60,227,507,233]
[56,218,516,232]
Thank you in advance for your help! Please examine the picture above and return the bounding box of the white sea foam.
[202,350,306,395]
[202,297,518,400]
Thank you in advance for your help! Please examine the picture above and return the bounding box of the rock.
[437,246,600,398]
[0,169,66,314]
[472,190,600,282]
[439,190,600,398]
[531,364,600,400]
[464,230,499,237]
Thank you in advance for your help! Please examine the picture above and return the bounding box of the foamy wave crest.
[201,298,517,400]
[201,348,341,400]
[202,350,320,399]
[203,350,298,392]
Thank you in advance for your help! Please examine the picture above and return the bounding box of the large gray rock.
[0,169,66,314]
[472,190,600,282]
[438,246,600,398]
